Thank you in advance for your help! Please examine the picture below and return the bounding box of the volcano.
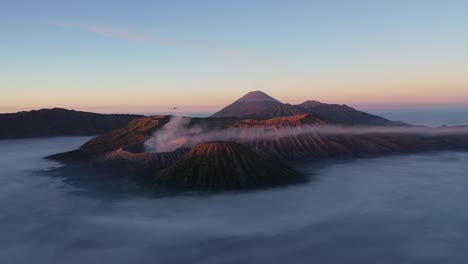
[155,142,302,190]
[211,91,305,119]
[46,91,468,191]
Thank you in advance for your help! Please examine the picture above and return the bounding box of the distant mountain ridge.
[212,91,405,126]
[0,108,142,139]
[1,91,407,140]
[296,100,407,126]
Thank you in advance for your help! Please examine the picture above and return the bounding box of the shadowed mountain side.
[0,108,142,139]
[155,142,303,190]
[296,100,406,126]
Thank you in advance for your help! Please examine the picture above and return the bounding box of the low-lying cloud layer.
[3,137,468,264]
[144,116,468,153]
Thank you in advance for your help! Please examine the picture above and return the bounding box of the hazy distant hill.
[296,100,407,126]
[212,91,405,126]
[0,108,142,139]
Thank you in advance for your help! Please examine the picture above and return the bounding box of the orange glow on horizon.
[1,79,467,114]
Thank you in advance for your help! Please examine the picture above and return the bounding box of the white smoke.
[145,116,468,153]
[144,116,203,152]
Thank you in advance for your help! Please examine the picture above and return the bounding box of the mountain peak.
[236,91,281,103]
[211,90,303,118]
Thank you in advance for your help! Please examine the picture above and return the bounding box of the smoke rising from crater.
[144,116,468,153]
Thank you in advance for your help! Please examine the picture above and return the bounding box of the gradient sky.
[1,0,468,113]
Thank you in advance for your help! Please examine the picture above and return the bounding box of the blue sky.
[1,0,468,113]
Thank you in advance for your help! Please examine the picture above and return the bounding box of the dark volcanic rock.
[0,108,141,139]
[155,142,302,191]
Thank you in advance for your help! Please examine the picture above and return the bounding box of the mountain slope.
[155,142,302,190]
[211,91,305,119]
[296,100,406,126]
[222,114,468,160]
[0,108,142,139]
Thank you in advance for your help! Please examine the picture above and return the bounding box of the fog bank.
[145,116,468,153]
[1,138,468,263]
